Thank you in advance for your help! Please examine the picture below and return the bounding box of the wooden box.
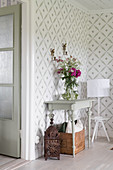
[59,129,85,155]
[44,126,60,160]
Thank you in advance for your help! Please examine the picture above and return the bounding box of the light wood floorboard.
[0,155,30,170]
[0,155,15,166]
[17,137,113,170]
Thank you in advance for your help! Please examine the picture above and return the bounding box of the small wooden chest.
[59,129,85,155]
[44,126,60,160]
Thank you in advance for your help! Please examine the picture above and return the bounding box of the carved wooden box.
[44,126,60,160]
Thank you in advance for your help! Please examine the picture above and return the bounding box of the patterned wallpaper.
[88,12,113,137]
[35,0,88,158]
[0,0,19,7]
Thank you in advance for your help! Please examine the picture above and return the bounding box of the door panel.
[0,14,13,48]
[0,5,21,158]
[0,51,13,84]
[0,87,13,119]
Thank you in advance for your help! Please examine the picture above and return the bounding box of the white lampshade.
[87,79,110,98]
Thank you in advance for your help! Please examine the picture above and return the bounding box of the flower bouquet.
[55,56,81,100]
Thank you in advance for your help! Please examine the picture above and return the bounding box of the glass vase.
[62,88,78,100]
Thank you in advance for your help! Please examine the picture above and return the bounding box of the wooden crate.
[59,129,85,155]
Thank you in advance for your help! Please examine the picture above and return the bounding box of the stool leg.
[92,121,98,143]
[101,120,110,142]
[95,122,98,139]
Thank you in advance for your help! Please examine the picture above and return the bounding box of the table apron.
[48,102,92,111]
[48,104,72,111]
[71,101,92,110]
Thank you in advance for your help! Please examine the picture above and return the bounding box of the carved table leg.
[49,110,54,126]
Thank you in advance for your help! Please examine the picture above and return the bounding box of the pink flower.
[76,70,81,77]
[69,68,76,76]
[56,59,64,62]
[57,68,63,74]
[60,59,63,62]
[60,68,63,71]
[57,70,60,74]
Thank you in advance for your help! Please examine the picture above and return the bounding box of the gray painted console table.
[45,99,95,158]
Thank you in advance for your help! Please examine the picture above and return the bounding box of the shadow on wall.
[35,129,44,158]
[78,81,87,99]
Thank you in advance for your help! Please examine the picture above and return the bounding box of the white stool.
[91,116,110,143]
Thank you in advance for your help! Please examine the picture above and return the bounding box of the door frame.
[21,0,35,160]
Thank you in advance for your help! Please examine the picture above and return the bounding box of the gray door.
[0,4,21,158]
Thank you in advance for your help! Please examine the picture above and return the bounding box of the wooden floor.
[0,155,15,166]
[0,155,30,170]
[17,137,113,170]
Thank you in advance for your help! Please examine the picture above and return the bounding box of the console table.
[45,99,95,158]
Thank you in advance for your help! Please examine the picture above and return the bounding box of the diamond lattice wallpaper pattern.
[0,0,19,7]
[88,12,113,137]
[35,0,88,158]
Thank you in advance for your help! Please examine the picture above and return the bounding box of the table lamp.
[87,79,110,142]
